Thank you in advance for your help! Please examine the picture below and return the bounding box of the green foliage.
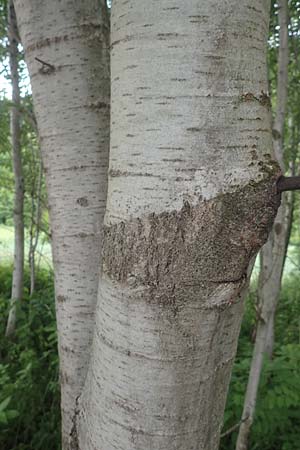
[0,99,13,225]
[276,273,300,345]
[0,264,298,450]
[0,264,61,450]
[0,96,49,230]
[221,274,300,450]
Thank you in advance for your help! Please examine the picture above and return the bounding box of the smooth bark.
[236,1,289,448]
[77,1,279,449]
[5,0,24,338]
[13,1,110,448]
[28,158,43,296]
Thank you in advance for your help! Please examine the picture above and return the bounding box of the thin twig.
[35,57,55,74]
[220,414,249,439]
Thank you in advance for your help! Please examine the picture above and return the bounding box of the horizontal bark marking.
[109,169,166,179]
[27,34,69,52]
[111,35,135,48]
[240,91,271,108]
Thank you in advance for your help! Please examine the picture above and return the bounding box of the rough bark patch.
[76,197,89,207]
[103,175,280,309]
[69,397,80,450]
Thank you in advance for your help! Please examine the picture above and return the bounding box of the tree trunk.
[28,158,43,296]
[235,204,291,450]
[13,1,110,448]
[265,309,275,357]
[76,1,280,449]
[5,0,24,338]
[235,1,289,448]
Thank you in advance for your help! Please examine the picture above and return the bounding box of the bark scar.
[69,396,80,450]
[240,91,271,108]
[102,174,280,311]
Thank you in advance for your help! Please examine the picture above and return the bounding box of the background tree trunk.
[77,1,280,449]
[5,0,24,338]
[13,1,110,448]
[28,157,43,296]
[236,1,289,448]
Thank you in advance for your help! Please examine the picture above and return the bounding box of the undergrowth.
[0,263,299,450]
[0,264,60,450]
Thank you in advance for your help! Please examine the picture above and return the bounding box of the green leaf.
[5,409,19,420]
[0,396,11,412]
[0,411,8,424]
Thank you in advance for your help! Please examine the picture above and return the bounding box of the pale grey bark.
[28,158,43,296]
[76,1,280,449]
[13,1,110,448]
[5,0,24,338]
[236,1,289,449]
[265,310,275,357]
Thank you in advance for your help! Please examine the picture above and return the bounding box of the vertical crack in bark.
[69,396,80,450]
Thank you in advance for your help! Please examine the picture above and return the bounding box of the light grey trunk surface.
[13,1,110,448]
[6,0,24,338]
[235,1,289,448]
[28,158,43,296]
[76,1,280,450]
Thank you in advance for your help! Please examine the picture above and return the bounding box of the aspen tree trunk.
[236,1,289,448]
[28,158,43,296]
[76,1,280,449]
[5,0,24,338]
[13,1,110,448]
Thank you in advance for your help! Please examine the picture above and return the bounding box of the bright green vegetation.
[0,262,299,450]
[0,265,60,450]
[221,275,300,450]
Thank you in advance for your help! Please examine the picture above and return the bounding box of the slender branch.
[7,100,38,132]
[220,414,250,439]
[31,217,51,239]
[35,57,55,74]
[276,175,300,193]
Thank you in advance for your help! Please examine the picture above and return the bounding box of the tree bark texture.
[28,158,43,296]
[236,1,290,449]
[13,1,110,448]
[77,1,280,449]
[5,0,24,338]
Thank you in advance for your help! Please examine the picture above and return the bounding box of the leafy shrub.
[0,267,299,450]
[0,264,60,450]
[220,274,300,450]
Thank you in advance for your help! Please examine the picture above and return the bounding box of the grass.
[0,225,52,268]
